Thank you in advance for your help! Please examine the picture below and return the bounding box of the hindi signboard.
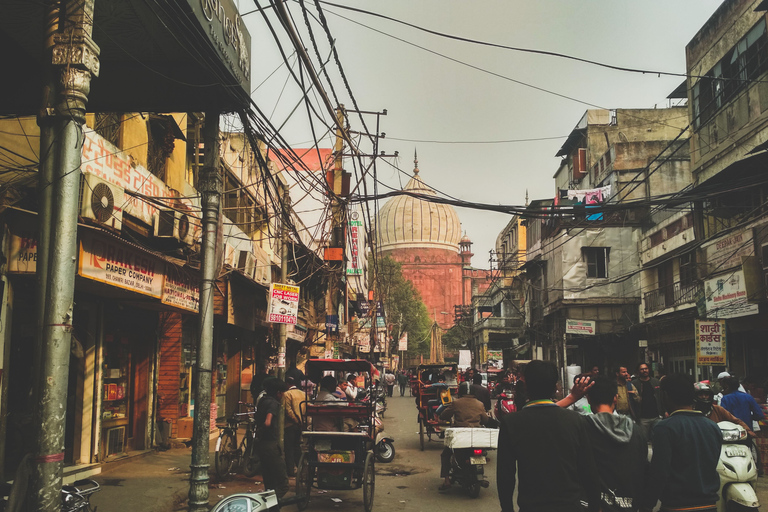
[398,332,408,351]
[267,283,300,324]
[79,232,164,298]
[565,319,596,335]
[161,264,200,312]
[696,319,727,366]
[346,213,364,275]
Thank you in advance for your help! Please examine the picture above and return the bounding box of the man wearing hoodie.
[585,376,648,512]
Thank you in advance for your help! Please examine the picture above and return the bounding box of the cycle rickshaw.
[296,359,379,512]
[415,363,459,450]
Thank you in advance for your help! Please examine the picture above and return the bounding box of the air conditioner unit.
[80,172,124,231]
[255,263,271,285]
[237,250,257,279]
[154,209,193,245]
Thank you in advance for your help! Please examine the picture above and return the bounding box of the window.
[94,113,122,147]
[583,247,609,278]
[679,253,697,286]
[693,19,768,128]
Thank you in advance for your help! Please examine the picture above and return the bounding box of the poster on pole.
[696,319,727,366]
[267,283,300,324]
[398,332,408,351]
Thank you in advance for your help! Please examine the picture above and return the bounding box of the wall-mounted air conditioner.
[154,209,193,246]
[237,250,257,279]
[80,172,124,231]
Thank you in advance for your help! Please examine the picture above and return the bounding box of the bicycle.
[214,401,261,479]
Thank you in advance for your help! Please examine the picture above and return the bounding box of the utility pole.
[277,185,291,450]
[188,111,221,512]
[31,2,100,511]
[326,106,345,357]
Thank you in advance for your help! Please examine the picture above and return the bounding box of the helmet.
[693,382,714,413]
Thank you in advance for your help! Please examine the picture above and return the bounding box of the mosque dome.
[375,154,462,253]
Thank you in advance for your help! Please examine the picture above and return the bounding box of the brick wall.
[158,312,182,438]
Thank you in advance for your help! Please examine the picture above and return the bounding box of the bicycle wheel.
[362,451,375,512]
[296,453,311,511]
[214,430,237,479]
[242,437,261,477]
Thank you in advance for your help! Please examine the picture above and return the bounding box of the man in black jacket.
[497,360,600,512]
[631,363,663,441]
[586,375,647,512]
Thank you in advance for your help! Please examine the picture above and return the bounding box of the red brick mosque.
[376,155,488,331]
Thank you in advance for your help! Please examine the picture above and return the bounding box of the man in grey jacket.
[586,376,648,511]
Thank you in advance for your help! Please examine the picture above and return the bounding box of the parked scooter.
[716,420,760,512]
[360,392,395,462]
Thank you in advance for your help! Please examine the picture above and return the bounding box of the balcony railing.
[644,281,701,314]
[474,317,523,330]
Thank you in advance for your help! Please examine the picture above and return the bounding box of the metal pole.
[188,111,221,512]
[31,2,99,510]
[277,186,290,451]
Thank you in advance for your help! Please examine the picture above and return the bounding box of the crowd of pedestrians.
[490,361,767,512]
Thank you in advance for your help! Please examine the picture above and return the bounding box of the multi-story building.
[523,108,690,380]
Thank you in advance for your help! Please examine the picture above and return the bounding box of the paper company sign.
[565,319,595,335]
[346,214,364,276]
[162,265,200,312]
[696,319,727,366]
[79,232,163,298]
[704,270,759,319]
[267,283,300,324]
[8,230,37,273]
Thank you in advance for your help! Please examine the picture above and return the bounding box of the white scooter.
[716,421,760,511]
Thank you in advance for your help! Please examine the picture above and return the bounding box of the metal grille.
[106,426,126,456]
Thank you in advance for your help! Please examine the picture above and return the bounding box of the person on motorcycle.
[438,381,491,491]
[694,382,754,433]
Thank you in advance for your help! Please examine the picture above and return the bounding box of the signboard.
[705,229,753,275]
[79,232,164,298]
[391,355,399,370]
[346,213,364,275]
[8,230,37,273]
[188,0,252,92]
[325,315,339,333]
[161,264,200,312]
[267,283,300,324]
[374,332,386,353]
[355,332,370,353]
[696,319,727,366]
[487,350,503,361]
[565,319,596,335]
[704,270,759,319]
[397,332,408,352]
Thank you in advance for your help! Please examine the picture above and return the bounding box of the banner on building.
[696,319,727,366]
[398,332,408,351]
[565,319,596,335]
[487,350,503,361]
[162,264,200,312]
[79,231,164,298]
[267,283,300,324]
[346,213,364,275]
[704,270,759,319]
[355,332,371,353]
[704,229,753,275]
[374,332,386,353]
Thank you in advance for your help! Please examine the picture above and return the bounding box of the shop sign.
[82,131,200,234]
[374,332,386,353]
[397,332,408,352]
[79,232,164,298]
[286,323,307,342]
[565,319,596,335]
[8,230,37,273]
[487,350,503,361]
[696,319,727,366]
[190,0,251,92]
[267,283,300,324]
[325,315,339,333]
[346,214,364,275]
[162,264,200,312]
[705,229,753,275]
[355,332,370,353]
[704,270,759,319]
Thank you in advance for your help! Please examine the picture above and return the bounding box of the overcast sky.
[243,0,723,267]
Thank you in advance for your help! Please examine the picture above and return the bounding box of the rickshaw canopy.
[305,359,378,382]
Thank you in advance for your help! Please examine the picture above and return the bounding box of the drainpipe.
[30,2,100,510]
[188,111,221,512]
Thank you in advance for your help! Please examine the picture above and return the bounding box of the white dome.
[375,160,462,253]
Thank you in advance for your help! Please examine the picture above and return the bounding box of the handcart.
[415,363,458,450]
[296,359,378,512]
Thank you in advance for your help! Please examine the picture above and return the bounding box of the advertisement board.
[695,319,727,366]
[704,270,759,319]
[565,319,596,335]
[398,332,408,351]
[162,264,200,312]
[267,283,300,324]
[346,213,364,275]
[79,231,164,298]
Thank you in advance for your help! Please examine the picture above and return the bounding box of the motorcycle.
[444,427,497,498]
[493,391,516,420]
[716,420,760,512]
